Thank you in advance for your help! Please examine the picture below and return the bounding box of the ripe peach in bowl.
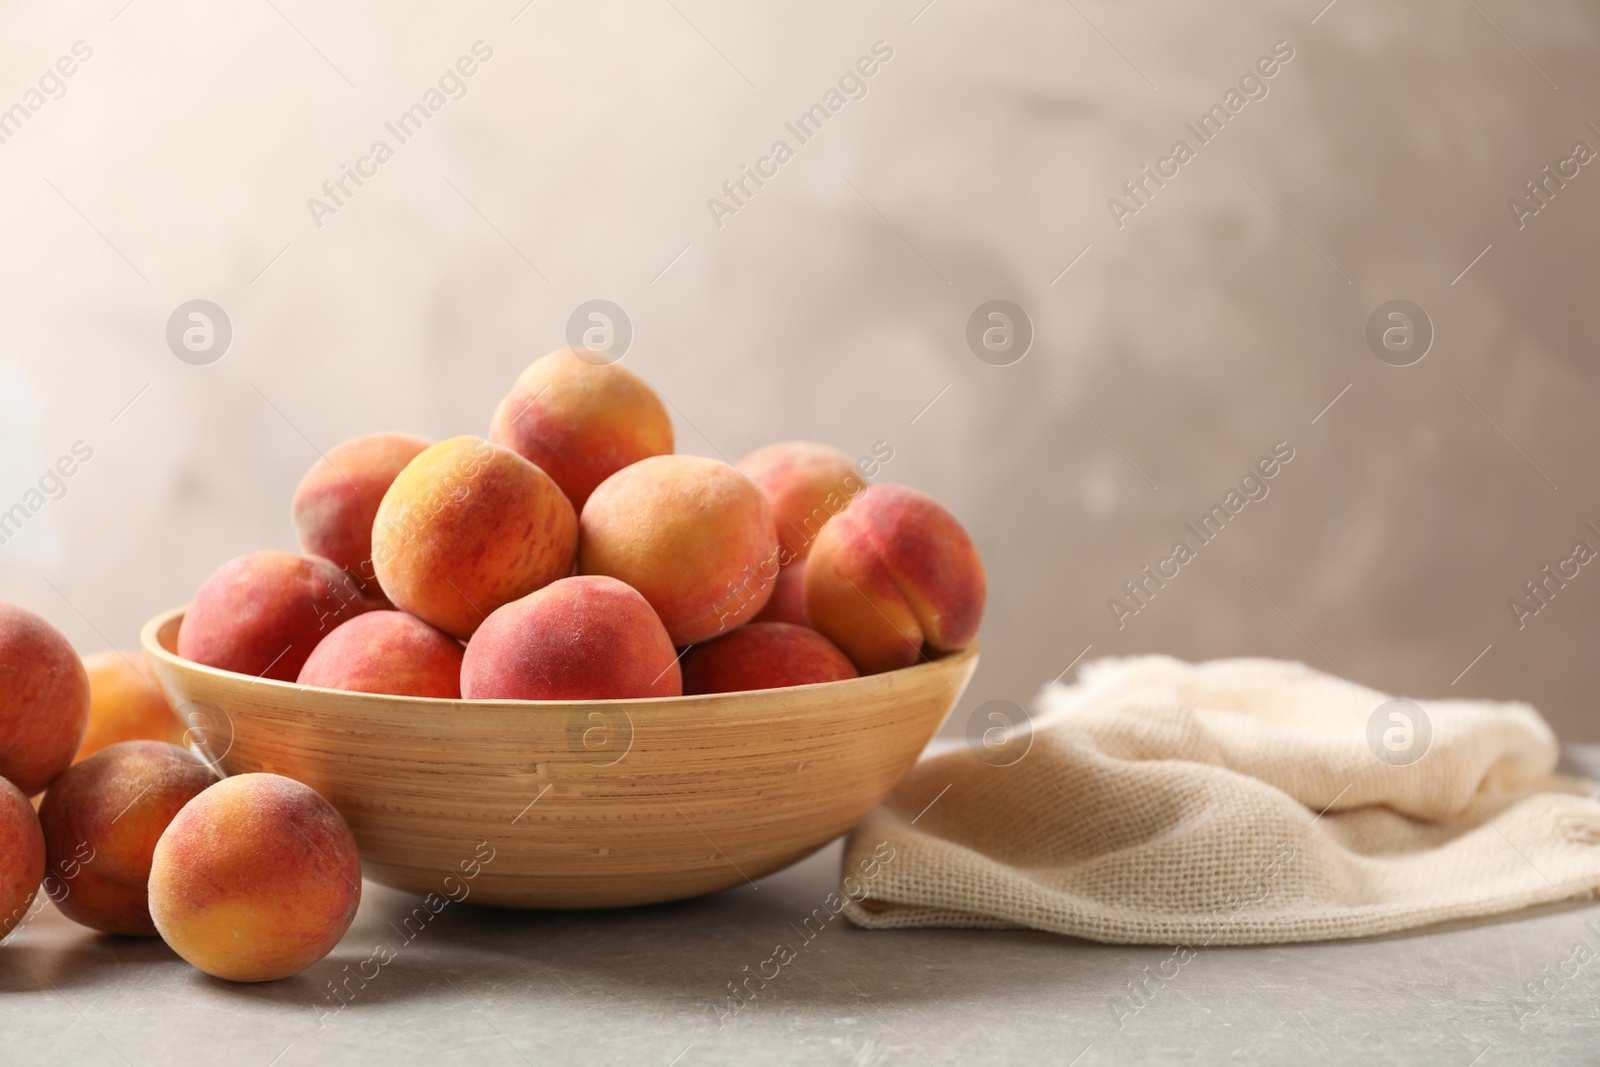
[141,606,976,909]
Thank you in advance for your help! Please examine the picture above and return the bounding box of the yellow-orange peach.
[682,622,857,695]
[298,611,464,699]
[579,455,780,645]
[462,575,680,700]
[150,773,361,982]
[0,776,45,940]
[178,551,371,682]
[804,484,986,674]
[76,651,183,761]
[38,741,218,936]
[0,603,91,796]
[372,436,577,639]
[752,563,808,627]
[489,349,674,511]
[736,441,864,566]
[292,432,431,596]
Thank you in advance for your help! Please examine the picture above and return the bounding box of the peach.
[77,650,183,761]
[149,773,361,983]
[37,741,218,936]
[0,603,91,796]
[372,436,577,639]
[804,484,986,674]
[0,776,45,940]
[489,348,674,511]
[298,611,464,699]
[462,575,680,700]
[579,455,780,645]
[682,622,857,695]
[736,441,863,566]
[752,563,808,627]
[292,432,431,595]
[178,551,371,682]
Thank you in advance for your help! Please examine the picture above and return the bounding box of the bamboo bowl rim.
[140,604,981,712]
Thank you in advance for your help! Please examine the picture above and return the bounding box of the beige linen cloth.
[841,656,1600,944]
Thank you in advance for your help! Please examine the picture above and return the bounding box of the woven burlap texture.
[841,656,1600,944]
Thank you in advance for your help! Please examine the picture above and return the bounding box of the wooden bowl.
[140,607,977,909]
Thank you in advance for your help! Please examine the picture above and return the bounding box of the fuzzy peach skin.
[178,551,371,682]
[803,484,986,675]
[38,741,218,936]
[292,432,431,595]
[0,603,91,797]
[682,622,857,695]
[736,441,863,566]
[752,563,808,628]
[579,455,780,645]
[149,773,361,983]
[0,776,45,940]
[462,575,681,700]
[489,348,674,512]
[76,651,183,761]
[372,436,577,639]
[298,611,464,699]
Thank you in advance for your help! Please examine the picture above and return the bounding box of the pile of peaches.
[184,348,985,699]
[0,629,360,982]
[0,348,984,982]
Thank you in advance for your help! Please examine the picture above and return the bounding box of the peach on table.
[149,773,362,983]
[77,650,183,761]
[0,777,45,940]
[38,740,218,936]
[0,602,91,797]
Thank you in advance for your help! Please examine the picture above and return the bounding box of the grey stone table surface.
[4,749,1600,1067]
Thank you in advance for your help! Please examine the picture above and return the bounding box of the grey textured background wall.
[1,1,1596,736]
